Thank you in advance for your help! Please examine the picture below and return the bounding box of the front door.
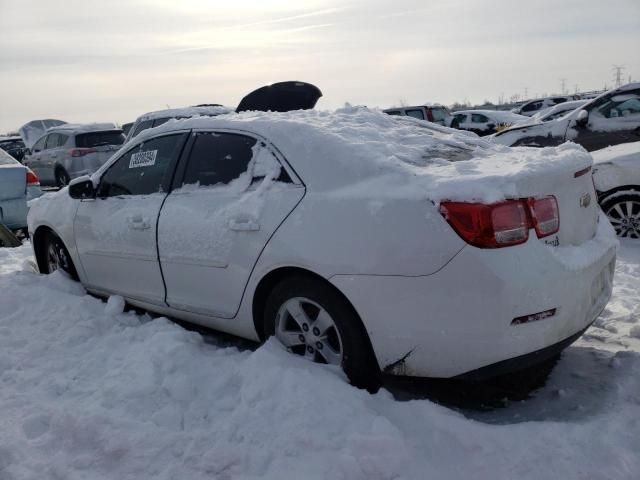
[73,132,188,304]
[158,131,305,318]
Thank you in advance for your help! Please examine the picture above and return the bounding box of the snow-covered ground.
[0,242,638,479]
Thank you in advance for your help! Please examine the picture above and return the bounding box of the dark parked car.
[493,83,640,151]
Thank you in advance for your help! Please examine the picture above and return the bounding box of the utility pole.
[574,84,579,94]
[612,65,625,88]
[524,87,528,99]
[560,78,567,95]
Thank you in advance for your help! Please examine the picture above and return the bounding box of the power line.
[612,65,625,88]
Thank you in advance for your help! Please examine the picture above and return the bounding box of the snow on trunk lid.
[0,164,27,201]
[514,161,598,247]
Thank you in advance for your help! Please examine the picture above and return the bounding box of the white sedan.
[28,107,617,389]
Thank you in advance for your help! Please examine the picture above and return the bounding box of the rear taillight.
[528,196,559,238]
[440,196,559,248]
[26,169,40,186]
[69,147,96,157]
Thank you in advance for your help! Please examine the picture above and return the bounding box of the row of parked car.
[1,82,639,239]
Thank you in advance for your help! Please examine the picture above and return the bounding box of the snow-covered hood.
[19,119,67,149]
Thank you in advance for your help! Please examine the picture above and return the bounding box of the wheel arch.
[251,266,368,344]
[597,185,640,203]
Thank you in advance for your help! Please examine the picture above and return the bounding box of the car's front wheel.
[43,232,79,279]
[601,192,640,239]
[264,275,379,390]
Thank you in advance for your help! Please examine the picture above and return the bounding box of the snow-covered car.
[0,149,41,232]
[384,104,460,128]
[27,106,617,389]
[524,99,589,124]
[126,105,232,142]
[592,141,640,239]
[452,110,527,136]
[493,83,640,151]
[512,95,580,117]
[23,124,125,187]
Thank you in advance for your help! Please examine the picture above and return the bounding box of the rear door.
[73,132,188,304]
[158,130,305,318]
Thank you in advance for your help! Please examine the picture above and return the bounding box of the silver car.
[0,149,41,231]
[24,124,125,187]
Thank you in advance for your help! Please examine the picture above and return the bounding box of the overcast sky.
[1,0,638,132]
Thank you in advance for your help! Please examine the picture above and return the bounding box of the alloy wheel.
[275,297,343,366]
[606,199,640,239]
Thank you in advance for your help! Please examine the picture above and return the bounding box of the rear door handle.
[228,218,260,231]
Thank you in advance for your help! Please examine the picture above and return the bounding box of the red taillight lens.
[439,200,530,248]
[69,147,96,157]
[528,196,559,238]
[26,169,40,186]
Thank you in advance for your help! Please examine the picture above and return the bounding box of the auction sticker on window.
[129,150,157,168]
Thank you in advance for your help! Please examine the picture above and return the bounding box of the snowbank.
[0,242,639,479]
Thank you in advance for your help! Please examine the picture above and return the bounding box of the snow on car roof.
[124,106,592,203]
[454,110,525,122]
[49,122,120,133]
[136,105,233,122]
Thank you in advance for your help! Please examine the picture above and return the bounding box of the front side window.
[98,133,187,197]
[471,114,489,123]
[593,90,640,119]
[183,132,258,187]
[430,108,447,122]
[32,136,47,152]
[405,109,425,120]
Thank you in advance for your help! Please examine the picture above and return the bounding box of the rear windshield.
[76,130,125,148]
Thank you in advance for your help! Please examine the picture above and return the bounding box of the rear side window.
[131,119,154,138]
[385,110,402,116]
[454,113,467,123]
[552,98,567,104]
[97,133,187,197]
[76,130,125,148]
[152,117,171,128]
[404,109,425,120]
[44,134,58,149]
[183,133,257,187]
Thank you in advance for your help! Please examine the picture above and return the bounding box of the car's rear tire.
[43,231,79,280]
[55,167,70,188]
[600,192,640,239]
[264,275,380,391]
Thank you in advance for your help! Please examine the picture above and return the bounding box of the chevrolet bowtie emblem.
[580,193,591,208]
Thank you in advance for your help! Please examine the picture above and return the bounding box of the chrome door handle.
[228,218,260,231]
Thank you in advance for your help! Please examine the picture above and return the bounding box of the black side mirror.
[69,175,96,199]
[575,109,589,127]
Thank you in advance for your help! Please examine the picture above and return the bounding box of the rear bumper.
[0,198,28,229]
[331,214,618,378]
